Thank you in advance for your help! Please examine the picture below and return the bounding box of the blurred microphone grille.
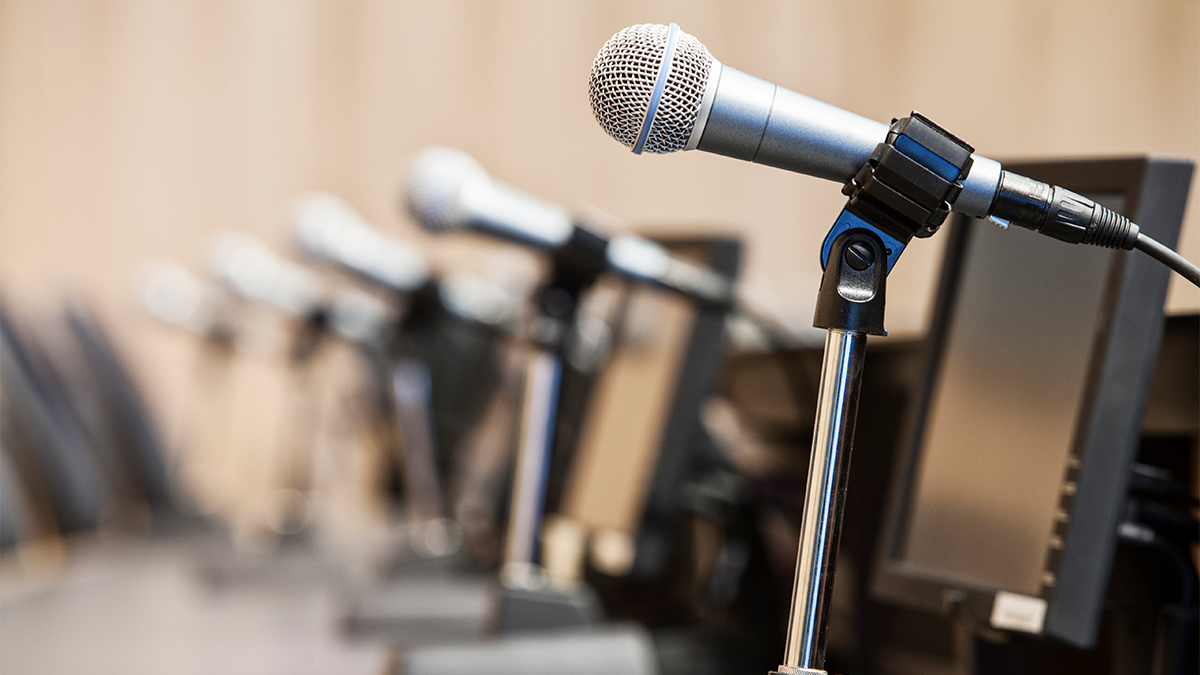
[588,23,713,154]
[404,146,487,233]
[291,191,359,254]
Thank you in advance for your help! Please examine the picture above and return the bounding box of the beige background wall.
[3,0,1198,407]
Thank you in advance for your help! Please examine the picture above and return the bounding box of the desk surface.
[0,535,390,675]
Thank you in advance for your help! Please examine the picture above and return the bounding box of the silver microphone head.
[404,146,489,233]
[588,23,716,155]
[291,191,363,257]
[138,258,227,336]
[403,146,574,248]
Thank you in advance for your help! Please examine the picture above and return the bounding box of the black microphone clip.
[820,111,975,274]
[815,112,975,336]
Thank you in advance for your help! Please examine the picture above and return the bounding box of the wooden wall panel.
[2,1,1196,515]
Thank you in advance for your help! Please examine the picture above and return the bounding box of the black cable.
[1135,233,1200,287]
[1120,522,1197,609]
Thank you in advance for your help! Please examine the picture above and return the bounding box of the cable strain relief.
[1084,206,1139,250]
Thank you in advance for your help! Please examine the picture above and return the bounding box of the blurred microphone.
[208,230,393,344]
[138,258,232,340]
[404,147,735,306]
[290,191,522,328]
[290,192,432,293]
[209,231,327,318]
[588,23,1142,252]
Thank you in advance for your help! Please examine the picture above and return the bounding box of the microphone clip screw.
[844,241,876,271]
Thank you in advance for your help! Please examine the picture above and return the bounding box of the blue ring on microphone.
[632,22,680,155]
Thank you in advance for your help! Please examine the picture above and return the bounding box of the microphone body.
[689,65,1001,219]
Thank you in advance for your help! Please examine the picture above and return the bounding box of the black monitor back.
[871,156,1193,648]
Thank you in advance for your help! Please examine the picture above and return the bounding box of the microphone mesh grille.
[404,147,485,233]
[588,24,713,154]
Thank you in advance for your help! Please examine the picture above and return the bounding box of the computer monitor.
[871,157,1193,648]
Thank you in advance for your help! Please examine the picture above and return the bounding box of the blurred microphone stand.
[381,282,471,563]
[199,232,382,585]
[290,194,517,564]
[490,231,610,635]
[287,195,539,644]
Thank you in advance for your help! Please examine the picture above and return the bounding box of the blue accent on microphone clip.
[632,22,680,155]
[820,210,907,274]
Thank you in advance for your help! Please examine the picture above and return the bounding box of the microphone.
[291,190,522,328]
[588,23,1143,253]
[208,231,327,318]
[290,192,432,294]
[403,146,735,305]
[209,231,395,345]
[138,258,232,340]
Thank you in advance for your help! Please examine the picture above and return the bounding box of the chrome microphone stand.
[501,340,564,586]
[775,231,882,675]
[390,356,457,556]
[383,283,468,560]
[772,112,975,675]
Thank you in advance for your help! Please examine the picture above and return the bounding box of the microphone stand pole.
[773,112,975,675]
[776,231,882,675]
[389,356,454,555]
[501,341,563,586]
[273,309,329,540]
[386,284,459,559]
